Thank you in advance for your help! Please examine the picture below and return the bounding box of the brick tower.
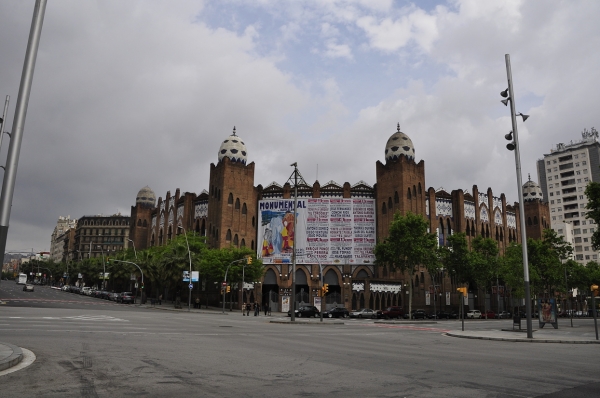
[375,123,426,240]
[522,176,550,241]
[207,127,258,250]
[130,186,156,251]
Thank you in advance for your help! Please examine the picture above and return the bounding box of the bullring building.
[130,124,549,314]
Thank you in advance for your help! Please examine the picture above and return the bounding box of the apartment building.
[536,129,600,263]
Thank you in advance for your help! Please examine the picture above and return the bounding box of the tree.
[374,212,438,319]
[585,182,600,250]
[470,237,498,314]
[440,232,472,286]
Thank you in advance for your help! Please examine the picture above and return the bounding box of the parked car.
[482,310,496,319]
[108,292,119,301]
[448,311,459,319]
[81,287,92,296]
[466,310,482,319]
[403,309,427,319]
[377,306,404,319]
[70,286,81,294]
[288,306,320,318]
[350,308,376,318]
[117,292,135,304]
[61,285,70,291]
[23,284,34,292]
[323,307,349,318]
[497,311,512,319]
[434,311,452,319]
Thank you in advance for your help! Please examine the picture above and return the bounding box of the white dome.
[136,186,156,208]
[385,123,415,162]
[522,178,543,202]
[218,126,247,165]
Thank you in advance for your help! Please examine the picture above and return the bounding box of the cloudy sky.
[0,0,598,254]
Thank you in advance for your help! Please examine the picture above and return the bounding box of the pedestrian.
[243,302,246,316]
[158,294,162,305]
[254,302,259,316]
[268,304,272,316]
[195,297,200,309]
[246,302,251,316]
[264,303,268,316]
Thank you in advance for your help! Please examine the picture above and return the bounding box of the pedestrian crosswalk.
[62,315,128,322]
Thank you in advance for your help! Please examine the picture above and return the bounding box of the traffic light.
[141,282,144,289]
[247,256,252,265]
[226,285,231,293]
[106,257,110,264]
[323,284,329,294]
[592,284,599,296]
[456,287,467,295]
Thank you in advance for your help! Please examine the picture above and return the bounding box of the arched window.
[533,216,538,225]
[242,203,247,215]
[241,238,246,247]
[418,183,422,195]
[217,190,221,200]
[233,234,239,246]
[413,186,416,198]
[394,191,399,204]
[226,229,232,241]
[388,198,393,209]
[143,219,147,227]
[228,193,234,205]
[235,198,240,209]
[407,188,412,200]
[167,226,172,241]
[251,240,255,250]
[137,219,142,226]
[252,216,255,227]
[382,202,387,214]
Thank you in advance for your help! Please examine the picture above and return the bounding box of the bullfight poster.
[257,198,376,265]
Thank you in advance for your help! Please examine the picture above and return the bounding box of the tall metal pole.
[291,163,298,322]
[0,0,47,261]
[178,227,192,312]
[505,54,533,339]
[0,96,10,155]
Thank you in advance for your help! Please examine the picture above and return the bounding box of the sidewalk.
[446,327,600,344]
[0,342,23,372]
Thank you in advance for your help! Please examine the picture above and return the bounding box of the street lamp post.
[112,260,144,305]
[177,226,193,312]
[223,258,245,313]
[128,238,138,260]
[307,254,324,322]
[97,245,106,290]
[501,53,533,338]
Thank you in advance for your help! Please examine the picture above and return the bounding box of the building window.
[549,184,553,188]
[583,229,587,234]
[551,200,554,204]
[550,192,553,196]
[557,199,561,203]
[580,195,584,199]
[228,193,233,205]
[547,161,550,165]
[552,216,556,221]
[577,179,582,183]
[585,177,589,182]
[575,162,580,167]
[583,161,587,165]
[584,169,588,174]
[547,168,551,172]
[548,177,552,181]
[558,229,563,234]
[576,171,581,175]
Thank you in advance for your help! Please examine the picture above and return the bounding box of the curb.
[445,332,600,344]
[374,321,438,325]
[270,320,344,325]
[143,306,229,315]
[0,343,23,372]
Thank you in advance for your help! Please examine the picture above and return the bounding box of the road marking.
[366,324,451,333]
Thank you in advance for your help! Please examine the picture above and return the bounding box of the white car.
[466,310,482,319]
[81,287,92,295]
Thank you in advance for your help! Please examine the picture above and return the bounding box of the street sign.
[189,283,193,290]
[221,281,227,286]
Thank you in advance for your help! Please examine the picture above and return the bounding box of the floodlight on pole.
[501,53,533,339]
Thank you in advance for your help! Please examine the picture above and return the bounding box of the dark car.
[323,307,349,318]
[108,292,119,301]
[377,306,404,319]
[288,306,320,318]
[435,311,452,319]
[497,311,512,319]
[117,292,135,304]
[405,309,427,319]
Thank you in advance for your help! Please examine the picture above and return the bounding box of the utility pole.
[0,0,47,261]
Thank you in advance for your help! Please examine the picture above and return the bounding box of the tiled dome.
[218,126,247,165]
[136,186,156,208]
[385,123,415,162]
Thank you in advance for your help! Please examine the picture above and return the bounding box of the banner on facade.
[446,292,450,305]
[425,292,430,306]
[257,198,376,265]
[314,296,322,308]
[282,296,290,313]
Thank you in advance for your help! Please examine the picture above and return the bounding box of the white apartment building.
[50,215,77,262]
[536,129,600,264]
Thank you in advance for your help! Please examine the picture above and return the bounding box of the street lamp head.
[505,131,513,141]
[500,88,509,98]
[518,112,530,122]
[500,98,510,106]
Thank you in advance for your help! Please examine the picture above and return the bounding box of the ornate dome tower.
[522,175,543,202]
[136,186,156,209]
[218,126,247,165]
[385,123,415,163]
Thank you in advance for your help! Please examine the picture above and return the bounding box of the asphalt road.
[1,282,598,398]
